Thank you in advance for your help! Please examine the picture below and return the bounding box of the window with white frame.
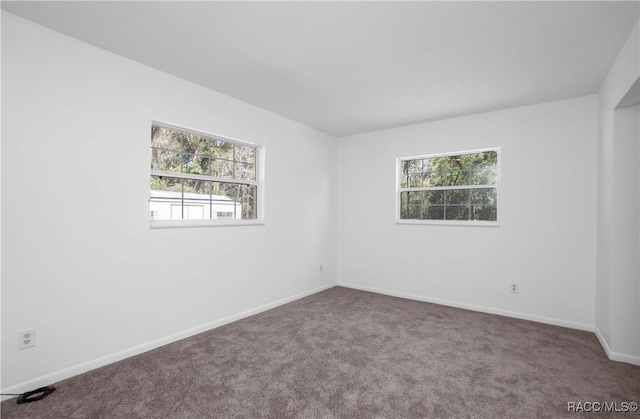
[397,148,499,224]
[150,123,261,226]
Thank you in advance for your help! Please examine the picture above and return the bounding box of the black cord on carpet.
[1,386,56,404]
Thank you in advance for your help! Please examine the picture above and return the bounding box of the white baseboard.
[594,327,640,366]
[337,282,595,332]
[5,281,635,401]
[339,282,640,365]
[1,282,335,401]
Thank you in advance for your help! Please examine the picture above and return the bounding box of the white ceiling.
[3,1,639,137]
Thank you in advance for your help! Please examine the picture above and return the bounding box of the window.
[150,123,262,227]
[397,148,499,225]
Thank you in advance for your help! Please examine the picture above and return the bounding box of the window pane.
[422,157,436,171]
[469,166,498,185]
[467,151,498,169]
[423,169,446,187]
[401,191,409,207]
[237,184,256,201]
[211,159,233,179]
[182,178,209,195]
[236,145,256,164]
[445,206,470,220]
[209,182,257,220]
[408,191,424,205]
[183,133,211,156]
[151,175,181,193]
[444,169,469,186]
[470,188,497,205]
[471,205,497,221]
[407,159,422,174]
[183,154,211,176]
[424,205,444,220]
[184,205,206,220]
[238,185,257,219]
[170,204,182,220]
[211,198,238,219]
[424,190,444,205]
[407,205,421,219]
[409,174,422,187]
[183,179,211,219]
[150,176,182,220]
[239,185,256,219]
[235,162,256,181]
[151,126,182,151]
[242,202,255,219]
[211,140,234,160]
[211,183,238,219]
[424,156,448,171]
[401,173,409,188]
[151,148,181,173]
[212,182,235,198]
[400,192,409,219]
[445,189,470,205]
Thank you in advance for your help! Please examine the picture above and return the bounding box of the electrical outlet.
[18,328,36,350]
[319,264,323,272]
[510,283,519,294]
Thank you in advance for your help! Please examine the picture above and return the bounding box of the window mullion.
[150,170,257,186]
[399,184,495,193]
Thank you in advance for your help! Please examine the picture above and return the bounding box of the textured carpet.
[2,286,639,418]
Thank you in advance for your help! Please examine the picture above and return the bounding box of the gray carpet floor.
[2,286,639,418]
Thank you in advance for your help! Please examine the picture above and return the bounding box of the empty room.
[1,1,639,418]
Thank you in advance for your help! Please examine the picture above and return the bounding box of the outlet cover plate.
[18,328,36,350]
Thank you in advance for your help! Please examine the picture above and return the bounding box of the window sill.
[150,219,265,229]
[396,219,499,227]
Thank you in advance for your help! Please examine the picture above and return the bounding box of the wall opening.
[612,76,640,358]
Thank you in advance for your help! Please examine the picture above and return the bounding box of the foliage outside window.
[397,149,499,225]
[150,123,260,226]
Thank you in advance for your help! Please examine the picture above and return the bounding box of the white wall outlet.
[319,264,323,272]
[18,328,36,350]
[510,283,519,293]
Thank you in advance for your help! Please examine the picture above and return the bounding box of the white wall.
[596,20,640,365]
[337,95,598,329]
[612,104,639,358]
[1,13,337,392]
